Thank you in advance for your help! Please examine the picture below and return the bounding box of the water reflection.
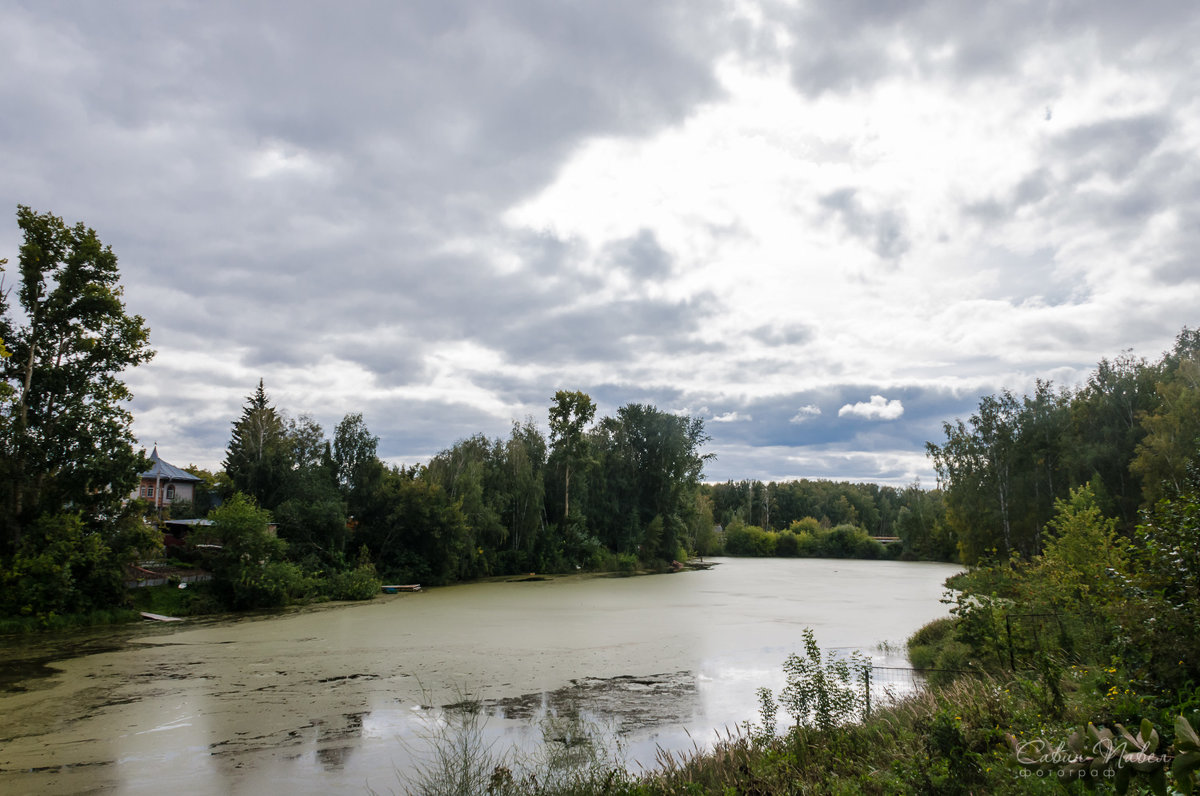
[0,558,960,794]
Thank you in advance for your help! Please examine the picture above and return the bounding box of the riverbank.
[0,558,718,637]
[444,663,1138,794]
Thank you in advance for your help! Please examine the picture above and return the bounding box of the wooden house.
[134,447,202,515]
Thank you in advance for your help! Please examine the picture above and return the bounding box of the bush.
[775,531,800,557]
[197,493,313,609]
[908,616,956,649]
[778,628,869,732]
[724,521,776,556]
[0,512,127,621]
[794,531,823,557]
[327,561,382,601]
[615,552,639,573]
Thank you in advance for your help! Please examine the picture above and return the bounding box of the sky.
[3,1,1198,485]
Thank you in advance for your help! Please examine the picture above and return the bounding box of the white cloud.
[5,3,1200,481]
[789,405,822,423]
[838,395,904,421]
[711,411,751,423]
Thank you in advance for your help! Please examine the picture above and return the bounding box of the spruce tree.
[224,380,291,509]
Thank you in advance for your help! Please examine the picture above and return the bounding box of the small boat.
[140,611,183,622]
[381,584,422,594]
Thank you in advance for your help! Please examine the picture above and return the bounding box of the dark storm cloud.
[0,0,738,342]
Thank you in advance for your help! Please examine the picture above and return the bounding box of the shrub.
[908,616,956,649]
[0,512,127,621]
[774,531,800,557]
[327,562,381,601]
[778,628,870,732]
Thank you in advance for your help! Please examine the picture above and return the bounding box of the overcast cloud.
[3,1,1198,484]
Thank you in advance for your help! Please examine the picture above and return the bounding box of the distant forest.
[2,208,1198,620]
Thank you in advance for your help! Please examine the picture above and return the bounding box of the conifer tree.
[224,380,291,509]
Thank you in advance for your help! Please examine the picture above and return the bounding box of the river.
[0,558,960,794]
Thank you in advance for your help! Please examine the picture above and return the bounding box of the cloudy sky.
[3,1,1198,484]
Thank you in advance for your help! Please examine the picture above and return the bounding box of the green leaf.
[1114,763,1131,794]
[1117,723,1142,751]
[1173,750,1200,781]
[1178,715,1200,753]
[1149,766,1167,796]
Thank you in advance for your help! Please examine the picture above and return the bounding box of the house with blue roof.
[133,446,202,515]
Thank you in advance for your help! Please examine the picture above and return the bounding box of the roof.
[139,447,203,482]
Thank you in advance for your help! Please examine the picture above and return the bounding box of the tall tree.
[0,207,153,550]
[502,419,547,558]
[274,415,347,559]
[332,412,382,517]
[589,403,710,558]
[1065,352,1159,524]
[425,433,506,551]
[548,390,596,524]
[928,390,1024,562]
[1131,333,1200,503]
[223,380,291,509]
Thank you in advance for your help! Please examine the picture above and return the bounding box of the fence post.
[863,663,872,719]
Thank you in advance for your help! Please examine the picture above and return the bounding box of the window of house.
[166,485,175,500]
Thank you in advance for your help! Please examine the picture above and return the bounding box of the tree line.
[700,478,955,561]
[927,327,1200,563]
[197,384,713,594]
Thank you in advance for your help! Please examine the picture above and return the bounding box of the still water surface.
[0,558,960,794]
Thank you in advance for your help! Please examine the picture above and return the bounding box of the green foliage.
[777,628,870,732]
[0,206,153,553]
[326,563,381,601]
[223,380,291,510]
[1131,332,1200,505]
[722,519,775,556]
[425,433,507,552]
[355,466,472,585]
[128,581,223,618]
[774,530,800,557]
[1124,473,1200,692]
[194,493,310,609]
[929,329,1200,563]
[0,512,127,621]
[584,402,710,560]
[1036,484,1127,611]
[332,411,381,508]
[722,517,889,562]
[548,389,597,524]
